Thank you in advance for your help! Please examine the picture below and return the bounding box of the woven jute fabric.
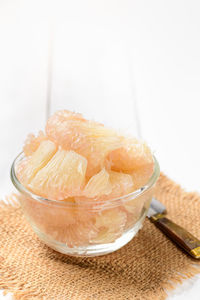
[0,174,200,300]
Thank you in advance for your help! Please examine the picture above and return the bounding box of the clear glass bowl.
[11,152,160,257]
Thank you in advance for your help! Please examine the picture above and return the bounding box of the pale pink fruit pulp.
[17,110,154,247]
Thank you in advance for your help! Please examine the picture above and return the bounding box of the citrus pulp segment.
[29,150,87,200]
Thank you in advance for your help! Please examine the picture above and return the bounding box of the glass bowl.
[11,152,160,257]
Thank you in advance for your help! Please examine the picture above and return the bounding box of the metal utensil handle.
[150,214,200,259]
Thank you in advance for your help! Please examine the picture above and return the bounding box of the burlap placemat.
[0,174,200,300]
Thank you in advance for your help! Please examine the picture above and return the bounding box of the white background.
[0,0,200,299]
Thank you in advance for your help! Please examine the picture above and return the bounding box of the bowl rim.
[10,152,160,207]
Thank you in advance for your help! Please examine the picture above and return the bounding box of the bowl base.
[32,211,146,257]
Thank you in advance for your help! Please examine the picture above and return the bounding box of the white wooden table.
[0,0,200,299]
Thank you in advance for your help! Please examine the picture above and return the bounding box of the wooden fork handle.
[150,213,200,259]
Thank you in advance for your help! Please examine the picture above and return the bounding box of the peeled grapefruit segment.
[29,150,87,200]
[78,170,134,202]
[23,131,47,157]
[40,212,97,246]
[83,168,112,198]
[107,138,153,174]
[64,219,98,247]
[109,171,134,198]
[46,110,122,177]
[131,163,154,190]
[18,140,57,185]
[92,208,127,244]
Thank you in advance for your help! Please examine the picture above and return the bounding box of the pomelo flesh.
[45,110,122,177]
[17,109,154,248]
[91,208,127,244]
[131,163,154,190]
[83,168,112,198]
[23,131,47,156]
[18,140,57,185]
[29,150,87,200]
[107,137,153,173]
[109,171,134,198]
